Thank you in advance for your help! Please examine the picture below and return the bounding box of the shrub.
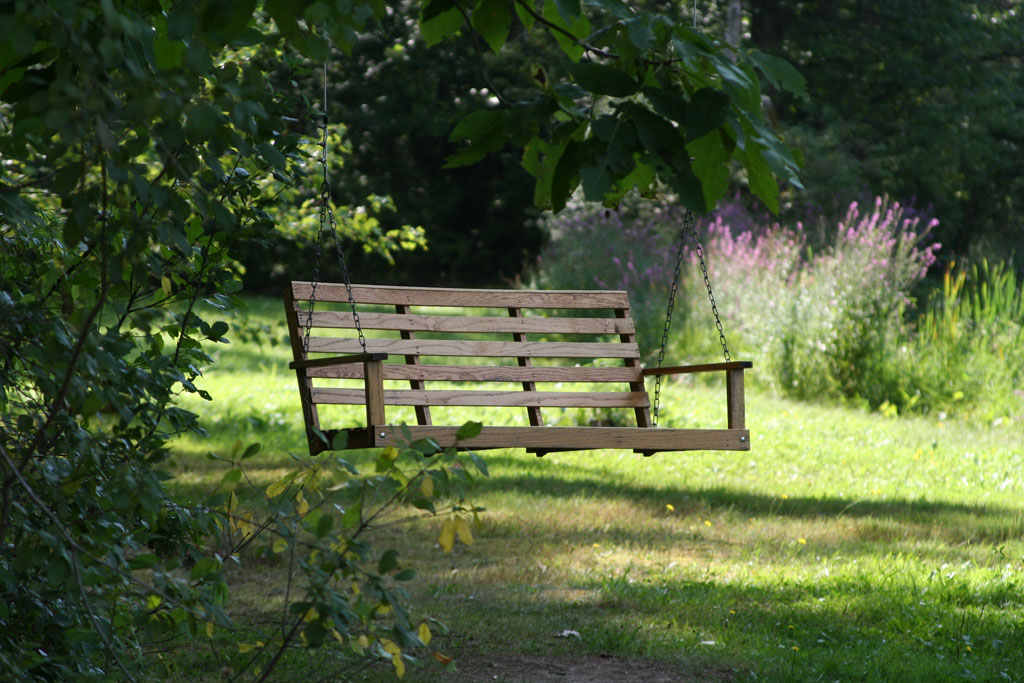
[532,204,691,359]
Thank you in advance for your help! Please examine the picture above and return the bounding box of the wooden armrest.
[642,360,752,376]
[289,353,388,370]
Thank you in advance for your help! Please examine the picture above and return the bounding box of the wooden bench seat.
[284,282,751,456]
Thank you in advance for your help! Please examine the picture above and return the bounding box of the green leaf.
[422,0,458,21]
[420,5,464,46]
[341,502,362,528]
[583,0,632,19]
[128,554,160,570]
[191,557,220,581]
[630,106,685,158]
[449,109,505,142]
[554,0,582,23]
[514,1,535,30]
[256,141,287,170]
[740,145,780,214]
[469,453,489,476]
[153,15,186,70]
[551,139,585,212]
[455,420,483,440]
[626,17,657,51]
[315,513,333,537]
[241,442,261,459]
[568,62,639,97]
[378,549,399,574]
[444,109,508,168]
[685,88,730,141]
[748,49,807,99]
[542,0,589,61]
[208,320,229,340]
[643,86,687,125]
[687,130,732,210]
[395,569,416,581]
[471,0,511,53]
[411,438,442,455]
[331,432,348,450]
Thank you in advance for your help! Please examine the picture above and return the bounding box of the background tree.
[0,0,801,677]
[748,0,1024,256]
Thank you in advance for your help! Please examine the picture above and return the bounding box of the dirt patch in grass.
[452,654,732,682]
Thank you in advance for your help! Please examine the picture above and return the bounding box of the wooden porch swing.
[283,57,751,457]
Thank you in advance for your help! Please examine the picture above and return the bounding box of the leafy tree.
[0,0,802,677]
[748,0,1024,256]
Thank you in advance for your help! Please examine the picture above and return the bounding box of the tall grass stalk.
[536,197,1024,421]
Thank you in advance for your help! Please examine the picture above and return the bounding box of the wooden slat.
[364,360,386,426]
[510,307,544,428]
[617,307,653,429]
[306,337,640,359]
[642,361,754,376]
[726,367,746,430]
[289,353,388,370]
[301,311,635,335]
[291,282,630,309]
[311,388,650,408]
[306,364,643,383]
[282,286,324,455]
[348,425,751,452]
[396,303,431,426]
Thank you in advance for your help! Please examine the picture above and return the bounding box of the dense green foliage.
[0,0,802,678]
[750,0,1024,255]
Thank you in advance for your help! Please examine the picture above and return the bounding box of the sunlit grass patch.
[164,297,1024,681]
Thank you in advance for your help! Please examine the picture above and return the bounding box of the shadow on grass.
[421,567,1024,683]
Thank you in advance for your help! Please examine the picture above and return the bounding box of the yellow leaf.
[420,475,434,498]
[454,516,473,546]
[205,621,214,638]
[331,630,345,646]
[296,490,309,516]
[438,518,455,554]
[433,652,453,665]
[381,446,399,462]
[272,537,287,554]
[380,638,401,656]
[418,622,432,646]
[303,607,319,622]
[392,653,406,678]
[358,635,369,649]
[376,603,392,616]
[161,275,172,294]
[238,641,264,653]
[265,474,295,499]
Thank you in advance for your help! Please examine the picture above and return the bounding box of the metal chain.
[652,209,731,426]
[652,210,692,426]
[302,53,367,355]
[690,217,731,364]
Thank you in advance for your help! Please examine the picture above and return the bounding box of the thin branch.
[0,443,137,682]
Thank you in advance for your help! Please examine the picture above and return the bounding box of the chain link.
[690,220,731,364]
[302,54,367,356]
[652,209,732,426]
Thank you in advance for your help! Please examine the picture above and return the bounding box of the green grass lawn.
[166,298,1024,681]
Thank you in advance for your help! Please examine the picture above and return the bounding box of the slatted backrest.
[284,282,652,429]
